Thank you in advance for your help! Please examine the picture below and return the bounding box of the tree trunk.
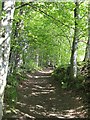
[84,1,90,62]
[0,1,15,119]
[9,2,24,73]
[36,52,39,67]
[70,1,79,80]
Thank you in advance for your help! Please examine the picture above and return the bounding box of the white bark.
[84,2,90,61]
[88,2,90,60]
[70,0,79,79]
[0,1,15,119]
[36,53,39,67]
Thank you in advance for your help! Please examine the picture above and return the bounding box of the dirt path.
[3,68,87,119]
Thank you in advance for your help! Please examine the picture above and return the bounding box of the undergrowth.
[52,61,90,117]
[52,61,89,89]
[4,69,28,115]
[52,64,70,89]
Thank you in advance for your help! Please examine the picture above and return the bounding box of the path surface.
[3,68,87,119]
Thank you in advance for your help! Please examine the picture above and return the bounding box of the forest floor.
[3,68,88,119]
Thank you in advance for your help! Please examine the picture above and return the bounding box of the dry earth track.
[3,68,88,119]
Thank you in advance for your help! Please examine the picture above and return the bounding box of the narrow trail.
[3,68,87,119]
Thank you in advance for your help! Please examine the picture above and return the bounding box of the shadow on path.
[3,68,87,119]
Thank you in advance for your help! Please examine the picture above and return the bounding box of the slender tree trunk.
[70,1,79,80]
[9,2,24,72]
[84,3,90,117]
[0,1,15,119]
[84,2,90,61]
[36,51,39,67]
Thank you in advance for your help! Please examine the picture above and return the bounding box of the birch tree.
[84,1,90,62]
[9,2,24,73]
[70,0,79,80]
[0,1,15,119]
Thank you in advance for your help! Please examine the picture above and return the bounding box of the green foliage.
[5,73,18,108]
[52,61,89,89]
[77,61,89,80]
[5,70,27,107]
[24,60,40,72]
[5,1,89,108]
[52,64,70,88]
[9,2,88,74]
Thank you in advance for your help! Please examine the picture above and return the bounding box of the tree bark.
[84,1,90,62]
[0,1,15,119]
[70,1,79,80]
[9,2,24,73]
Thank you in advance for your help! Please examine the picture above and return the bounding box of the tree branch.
[15,2,74,30]
[15,3,29,9]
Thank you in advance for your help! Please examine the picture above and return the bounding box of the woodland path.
[3,68,87,119]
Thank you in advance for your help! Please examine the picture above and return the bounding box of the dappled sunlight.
[31,90,55,95]
[13,108,35,119]
[3,69,87,119]
[75,97,82,101]
[27,74,51,79]
[60,106,86,118]
[38,69,53,74]
[26,68,53,79]
[14,71,87,119]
